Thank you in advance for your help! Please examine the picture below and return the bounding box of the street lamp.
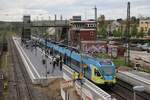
[133,86,144,100]
[77,29,85,100]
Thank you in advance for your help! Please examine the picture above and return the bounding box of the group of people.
[51,54,63,73]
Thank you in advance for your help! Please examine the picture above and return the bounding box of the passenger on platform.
[34,42,37,55]
[48,49,50,55]
[64,54,67,64]
[31,44,34,52]
[50,49,52,55]
[49,56,53,65]
[52,57,56,73]
[59,56,63,71]
[46,49,49,55]
[56,54,60,67]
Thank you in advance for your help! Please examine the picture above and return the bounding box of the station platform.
[13,37,62,85]
[117,70,150,93]
[14,37,113,100]
[130,70,150,80]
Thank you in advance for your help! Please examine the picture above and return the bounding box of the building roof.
[70,20,96,23]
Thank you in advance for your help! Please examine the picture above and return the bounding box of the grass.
[95,53,150,74]
[93,53,110,59]
[94,53,127,68]
[112,57,127,68]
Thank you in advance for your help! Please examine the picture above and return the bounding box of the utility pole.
[60,15,63,20]
[94,5,98,40]
[54,14,57,41]
[45,38,48,79]
[126,2,131,66]
[78,29,84,100]
[49,16,51,21]
[55,14,57,21]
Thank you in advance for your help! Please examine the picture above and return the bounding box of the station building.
[68,16,97,48]
[138,19,150,33]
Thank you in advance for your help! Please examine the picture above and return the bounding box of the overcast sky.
[0,0,150,21]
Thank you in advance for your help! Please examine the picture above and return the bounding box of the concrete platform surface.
[15,37,62,80]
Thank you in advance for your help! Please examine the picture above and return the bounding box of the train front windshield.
[99,60,115,76]
[101,67,114,75]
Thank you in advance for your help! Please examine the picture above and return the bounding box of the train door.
[84,64,91,79]
[91,66,104,84]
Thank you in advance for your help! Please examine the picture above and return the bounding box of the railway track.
[107,78,150,100]
[8,37,34,100]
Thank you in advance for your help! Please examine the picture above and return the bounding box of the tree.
[97,15,107,38]
[131,16,137,23]
[137,27,144,38]
[113,29,120,37]
[147,29,150,36]
[131,24,138,37]
[99,26,107,38]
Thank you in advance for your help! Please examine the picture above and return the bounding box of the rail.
[117,71,150,94]
[118,71,150,85]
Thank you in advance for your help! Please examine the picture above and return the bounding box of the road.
[130,50,150,62]
[130,50,150,69]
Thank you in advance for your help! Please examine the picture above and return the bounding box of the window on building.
[90,32,94,36]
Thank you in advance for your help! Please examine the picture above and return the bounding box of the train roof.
[40,38,114,68]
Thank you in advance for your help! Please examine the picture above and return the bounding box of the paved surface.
[130,70,150,80]
[130,50,150,63]
[130,50,150,71]
[16,38,62,79]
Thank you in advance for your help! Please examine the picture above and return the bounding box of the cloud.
[0,0,150,21]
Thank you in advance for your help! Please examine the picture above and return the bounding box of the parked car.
[139,43,150,51]
[136,43,142,48]
[147,47,150,53]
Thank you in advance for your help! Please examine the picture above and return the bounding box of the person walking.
[56,54,60,67]
[59,56,63,71]
[52,57,56,73]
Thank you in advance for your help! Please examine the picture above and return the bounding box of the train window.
[94,69,101,77]
[84,66,89,73]
[71,59,80,67]
[67,56,71,64]
[99,60,112,65]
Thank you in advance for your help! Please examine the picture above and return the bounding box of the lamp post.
[133,86,144,100]
[76,29,84,100]
[124,2,130,66]
[45,37,48,78]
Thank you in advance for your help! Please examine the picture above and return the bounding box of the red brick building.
[69,17,97,47]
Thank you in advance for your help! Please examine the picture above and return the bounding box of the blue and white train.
[37,38,116,85]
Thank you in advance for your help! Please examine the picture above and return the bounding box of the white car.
[147,47,150,53]
[141,43,149,51]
